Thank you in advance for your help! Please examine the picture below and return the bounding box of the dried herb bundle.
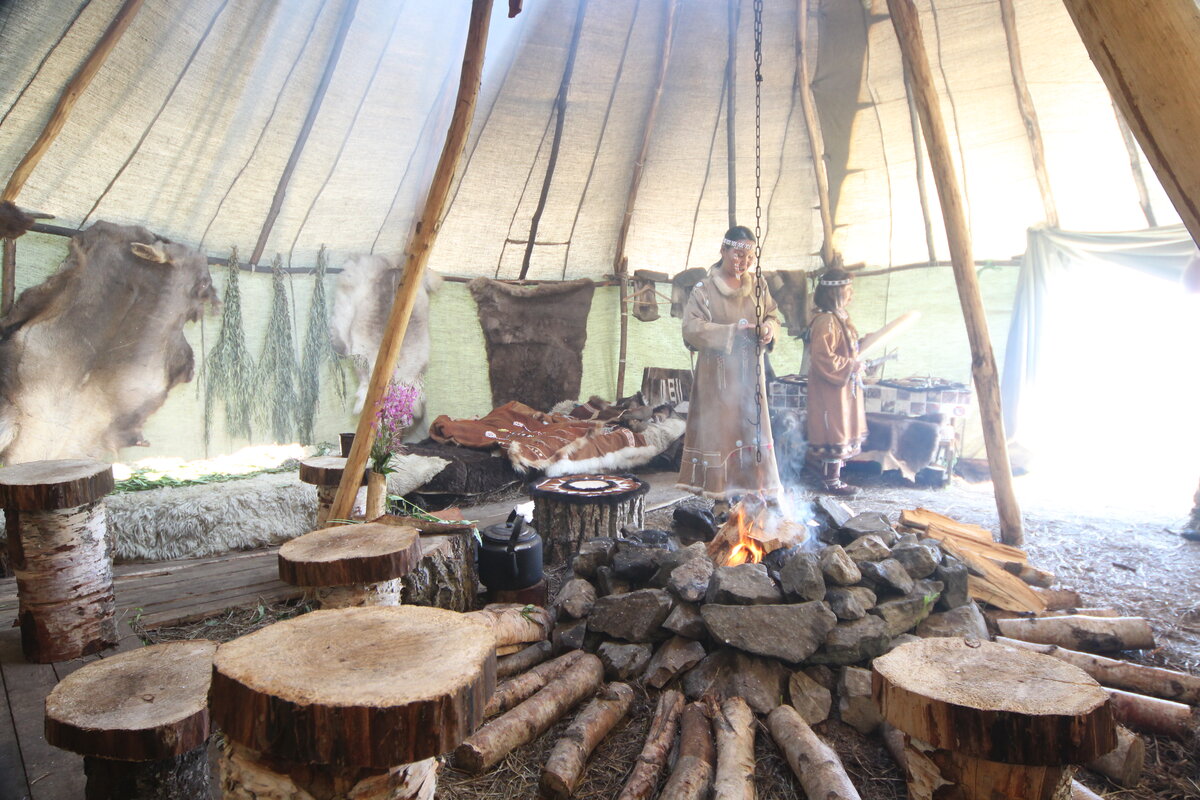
[298,245,346,444]
[204,247,256,442]
[258,254,299,442]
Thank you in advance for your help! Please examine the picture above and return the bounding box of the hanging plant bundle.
[204,247,257,443]
[298,245,347,444]
[258,254,299,443]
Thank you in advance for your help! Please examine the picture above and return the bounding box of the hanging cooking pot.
[477,511,543,591]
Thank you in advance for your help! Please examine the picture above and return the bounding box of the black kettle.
[477,511,543,591]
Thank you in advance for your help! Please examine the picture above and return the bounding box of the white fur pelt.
[103,455,449,562]
[541,417,685,477]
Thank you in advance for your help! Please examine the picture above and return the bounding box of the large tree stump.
[530,474,648,565]
[211,606,495,798]
[298,456,367,526]
[0,458,117,662]
[873,638,1116,800]
[44,639,216,800]
[278,522,422,608]
[376,514,479,611]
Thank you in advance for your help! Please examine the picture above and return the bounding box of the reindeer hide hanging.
[468,278,595,412]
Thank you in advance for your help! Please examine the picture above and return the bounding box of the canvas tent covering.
[0,0,1186,462]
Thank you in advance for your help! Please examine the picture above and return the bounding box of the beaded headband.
[818,277,851,286]
[722,238,754,250]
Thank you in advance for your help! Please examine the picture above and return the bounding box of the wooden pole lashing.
[328,0,496,524]
[885,0,1023,545]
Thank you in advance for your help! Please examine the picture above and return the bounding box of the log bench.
[44,639,217,799]
[277,522,422,608]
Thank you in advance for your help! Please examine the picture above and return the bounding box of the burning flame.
[725,507,765,566]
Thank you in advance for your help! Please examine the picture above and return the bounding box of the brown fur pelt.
[0,221,216,463]
[0,202,35,240]
[468,278,595,411]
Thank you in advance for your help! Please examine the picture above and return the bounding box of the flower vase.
[365,469,388,521]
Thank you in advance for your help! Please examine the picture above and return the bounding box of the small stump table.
[0,458,117,662]
[530,474,648,565]
[278,522,422,608]
[298,456,367,526]
[44,639,217,799]
[210,605,496,800]
[873,638,1117,800]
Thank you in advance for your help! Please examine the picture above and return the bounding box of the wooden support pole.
[2,238,15,316]
[1062,0,1200,243]
[2,0,145,203]
[886,0,1023,545]
[249,0,359,266]
[1112,102,1158,228]
[901,64,938,266]
[998,0,1058,228]
[518,0,588,280]
[795,0,836,265]
[328,0,494,524]
[725,0,739,227]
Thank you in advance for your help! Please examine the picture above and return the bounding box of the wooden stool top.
[0,458,114,510]
[872,638,1116,765]
[298,456,368,487]
[44,640,216,761]
[278,523,422,587]
[210,606,496,768]
[529,474,648,505]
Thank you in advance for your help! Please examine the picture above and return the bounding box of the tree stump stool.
[0,458,117,662]
[872,638,1117,800]
[210,606,496,800]
[44,639,217,799]
[278,522,422,608]
[530,474,648,565]
[298,456,367,526]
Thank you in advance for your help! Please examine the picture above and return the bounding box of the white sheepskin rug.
[106,454,449,562]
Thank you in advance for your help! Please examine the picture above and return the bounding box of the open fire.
[706,495,812,566]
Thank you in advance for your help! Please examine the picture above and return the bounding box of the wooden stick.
[998,0,1058,228]
[795,0,835,265]
[711,696,755,800]
[767,705,861,800]
[1062,0,1200,243]
[328,0,494,524]
[659,702,715,800]
[1103,687,1200,741]
[900,63,938,265]
[615,689,685,800]
[1085,724,1144,787]
[885,0,1023,545]
[1112,101,1157,227]
[485,650,586,717]
[995,616,1155,653]
[454,653,603,774]
[540,682,634,799]
[2,0,146,203]
[996,637,1200,705]
[496,640,553,680]
[2,238,14,316]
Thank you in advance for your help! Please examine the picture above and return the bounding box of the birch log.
[995,616,1155,653]
[466,603,553,648]
[485,650,586,716]
[1084,725,1144,787]
[659,702,715,800]
[767,705,861,800]
[540,682,634,799]
[496,640,553,679]
[711,696,756,800]
[1103,688,1200,740]
[615,689,684,800]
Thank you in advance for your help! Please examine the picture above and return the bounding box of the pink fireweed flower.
[369,382,421,474]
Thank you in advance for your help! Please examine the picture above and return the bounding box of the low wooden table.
[530,474,648,565]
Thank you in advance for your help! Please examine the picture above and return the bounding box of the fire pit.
[705,496,815,567]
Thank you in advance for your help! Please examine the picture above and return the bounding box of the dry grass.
[133,597,312,645]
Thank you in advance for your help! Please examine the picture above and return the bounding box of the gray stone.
[804,665,837,692]
[934,557,969,610]
[644,636,707,689]
[916,602,988,639]
[662,602,707,639]
[819,545,862,586]
[612,545,666,584]
[702,602,837,663]
[705,563,782,605]
[595,566,631,597]
[778,551,826,602]
[844,534,891,564]
[808,615,891,665]
[597,641,653,681]
[650,543,710,588]
[891,542,939,579]
[553,617,588,652]
[554,577,596,620]
[837,666,883,734]
[788,670,832,725]
[839,512,896,545]
[857,558,915,595]
[668,555,715,603]
[673,503,718,543]
[682,648,790,715]
[572,538,617,578]
[588,589,674,642]
[870,580,942,637]
[825,586,876,620]
[895,532,920,546]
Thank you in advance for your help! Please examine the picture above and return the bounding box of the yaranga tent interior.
[1,0,1200,798]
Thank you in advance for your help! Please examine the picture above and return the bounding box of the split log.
[615,689,685,800]
[919,523,1044,613]
[277,522,421,608]
[767,704,862,800]
[465,603,553,648]
[455,653,604,774]
[1001,560,1056,588]
[540,682,634,799]
[995,637,1200,705]
[220,740,437,800]
[1040,608,1119,618]
[659,702,715,800]
[1072,782,1103,800]
[711,696,756,800]
[0,458,117,662]
[485,650,587,716]
[996,616,1155,653]
[44,640,215,800]
[1032,587,1083,610]
[1103,687,1200,740]
[1084,725,1144,787]
[497,640,553,679]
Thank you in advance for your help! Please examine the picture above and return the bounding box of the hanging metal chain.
[752,0,765,462]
